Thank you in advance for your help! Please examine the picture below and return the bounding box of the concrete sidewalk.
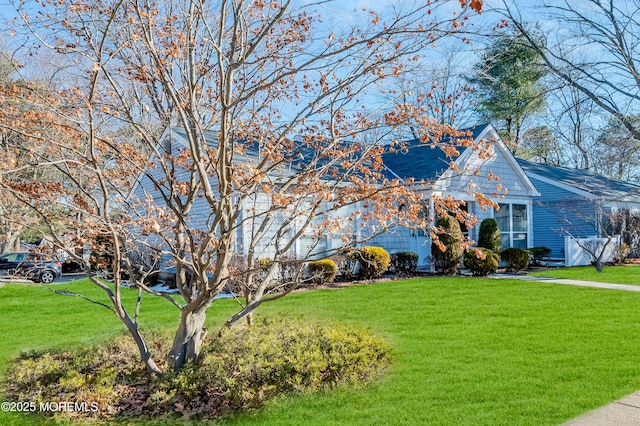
[498,274,640,424]
[495,274,640,292]
[563,391,640,425]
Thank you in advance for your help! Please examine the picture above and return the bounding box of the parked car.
[0,251,63,283]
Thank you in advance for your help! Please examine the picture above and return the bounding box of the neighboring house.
[372,123,540,268]
[517,159,640,261]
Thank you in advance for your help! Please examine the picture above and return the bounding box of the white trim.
[493,199,533,249]
[480,125,541,197]
[434,124,540,197]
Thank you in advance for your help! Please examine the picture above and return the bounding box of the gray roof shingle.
[381,124,491,182]
[517,158,640,202]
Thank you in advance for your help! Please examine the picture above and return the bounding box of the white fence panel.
[564,235,621,267]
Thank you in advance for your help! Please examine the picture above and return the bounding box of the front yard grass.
[528,264,640,284]
[2,276,640,425]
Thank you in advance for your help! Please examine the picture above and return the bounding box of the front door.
[409,228,430,269]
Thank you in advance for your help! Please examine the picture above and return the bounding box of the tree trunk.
[168,308,208,371]
[595,259,603,272]
[115,311,164,378]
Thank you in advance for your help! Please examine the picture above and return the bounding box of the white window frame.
[495,202,530,250]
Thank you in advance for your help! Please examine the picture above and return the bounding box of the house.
[372,123,540,268]
[131,124,538,270]
[517,159,640,263]
[130,123,640,271]
[374,122,640,268]
[127,127,365,263]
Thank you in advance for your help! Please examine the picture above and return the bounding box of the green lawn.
[2,277,640,425]
[528,264,640,285]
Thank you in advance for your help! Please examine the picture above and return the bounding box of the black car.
[0,251,63,283]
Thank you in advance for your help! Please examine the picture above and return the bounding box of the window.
[496,203,528,249]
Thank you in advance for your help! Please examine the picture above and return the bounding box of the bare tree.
[546,79,600,170]
[390,52,478,140]
[501,0,640,141]
[517,125,562,165]
[592,115,640,182]
[0,53,61,253]
[1,0,487,375]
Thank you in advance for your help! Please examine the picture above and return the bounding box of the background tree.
[591,116,640,182]
[545,79,600,170]
[392,52,477,140]
[1,0,486,375]
[502,0,640,144]
[517,125,562,165]
[0,52,62,253]
[469,28,548,148]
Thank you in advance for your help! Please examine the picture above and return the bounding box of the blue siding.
[529,178,598,259]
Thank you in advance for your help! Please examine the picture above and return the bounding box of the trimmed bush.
[463,248,499,276]
[528,246,551,266]
[477,218,501,253]
[501,247,530,272]
[307,258,338,283]
[390,252,419,275]
[431,215,463,275]
[5,320,391,421]
[356,246,391,279]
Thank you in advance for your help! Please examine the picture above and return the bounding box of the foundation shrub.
[464,248,499,277]
[356,246,391,279]
[529,246,551,266]
[389,252,419,275]
[500,247,530,271]
[307,259,338,283]
[477,218,501,253]
[431,215,463,275]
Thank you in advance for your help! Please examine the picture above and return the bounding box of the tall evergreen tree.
[470,29,548,148]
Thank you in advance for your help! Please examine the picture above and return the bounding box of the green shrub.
[431,215,463,275]
[500,247,530,271]
[356,246,391,279]
[477,218,501,253]
[5,321,391,421]
[194,318,391,410]
[307,259,338,283]
[463,248,499,276]
[390,252,419,275]
[5,330,170,419]
[528,246,551,266]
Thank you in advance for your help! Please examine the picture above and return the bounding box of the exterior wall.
[368,138,537,267]
[437,143,533,197]
[128,133,222,249]
[528,177,597,259]
[130,130,361,261]
[438,142,536,251]
[368,196,500,268]
[368,226,415,254]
